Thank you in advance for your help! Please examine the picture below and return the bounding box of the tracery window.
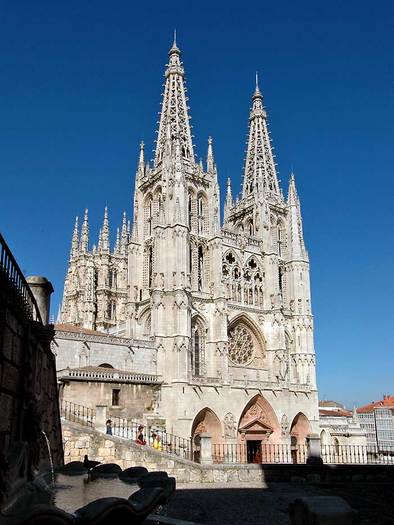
[191,320,205,377]
[223,252,264,307]
[228,324,255,366]
[197,195,206,235]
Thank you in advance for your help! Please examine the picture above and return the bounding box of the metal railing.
[321,444,394,465]
[60,400,95,427]
[110,415,193,461]
[0,232,42,324]
[212,443,307,464]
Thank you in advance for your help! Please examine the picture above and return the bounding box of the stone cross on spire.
[154,35,194,166]
[242,74,280,199]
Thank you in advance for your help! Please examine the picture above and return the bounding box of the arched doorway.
[191,408,222,462]
[237,395,280,463]
[290,412,311,444]
[290,412,311,464]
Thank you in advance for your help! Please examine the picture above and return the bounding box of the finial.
[208,136,212,145]
[253,71,262,99]
[169,29,180,54]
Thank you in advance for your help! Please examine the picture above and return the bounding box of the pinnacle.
[169,29,180,54]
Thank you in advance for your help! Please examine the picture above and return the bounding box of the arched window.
[143,314,151,337]
[249,220,254,236]
[197,246,204,291]
[144,196,153,237]
[191,320,205,377]
[188,194,192,228]
[107,301,116,320]
[197,195,205,235]
[277,222,285,258]
[108,268,117,289]
[148,246,153,288]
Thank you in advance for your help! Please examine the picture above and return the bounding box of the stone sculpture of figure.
[224,413,236,438]
[281,414,289,436]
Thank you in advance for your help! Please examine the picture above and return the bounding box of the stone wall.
[54,328,156,375]
[60,381,158,419]
[0,269,63,506]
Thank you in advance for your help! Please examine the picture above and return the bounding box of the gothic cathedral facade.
[60,39,319,446]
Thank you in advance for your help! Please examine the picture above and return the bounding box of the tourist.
[106,419,112,435]
[136,425,146,445]
[153,434,162,451]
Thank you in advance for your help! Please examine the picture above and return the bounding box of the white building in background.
[57,38,319,458]
[319,401,367,451]
[357,395,394,451]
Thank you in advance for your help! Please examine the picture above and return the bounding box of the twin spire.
[69,207,130,259]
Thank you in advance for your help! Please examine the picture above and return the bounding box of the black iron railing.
[61,400,95,427]
[0,232,42,324]
[110,415,193,461]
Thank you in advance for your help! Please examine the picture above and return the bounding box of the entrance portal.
[247,440,262,463]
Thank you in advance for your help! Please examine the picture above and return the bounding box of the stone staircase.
[63,420,206,483]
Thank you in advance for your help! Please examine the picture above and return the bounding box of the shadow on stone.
[58,462,88,476]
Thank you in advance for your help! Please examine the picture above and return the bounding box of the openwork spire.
[121,211,128,253]
[154,37,194,166]
[242,75,280,199]
[70,216,79,259]
[80,209,89,253]
[101,206,110,252]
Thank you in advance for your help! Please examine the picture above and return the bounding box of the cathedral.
[58,38,319,450]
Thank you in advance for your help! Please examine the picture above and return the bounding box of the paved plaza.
[165,481,394,525]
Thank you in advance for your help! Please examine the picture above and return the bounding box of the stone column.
[199,433,212,465]
[26,276,54,325]
[95,405,108,433]
[306,434,322,465]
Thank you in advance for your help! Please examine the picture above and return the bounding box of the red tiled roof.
[357,395,394,414]
[54,323,106,336]
[319,408,352,418]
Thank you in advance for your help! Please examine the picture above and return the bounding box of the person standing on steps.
[136,425,146,445]
[106,418,112,435]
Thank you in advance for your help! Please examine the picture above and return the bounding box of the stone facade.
[58,39,319,451]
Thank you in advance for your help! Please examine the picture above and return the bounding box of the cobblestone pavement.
[165,481,394,525]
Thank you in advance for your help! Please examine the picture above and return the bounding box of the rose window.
[228,324,255,365]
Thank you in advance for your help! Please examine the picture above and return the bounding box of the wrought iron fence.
[0,232,42,323]
[110,415,140,440]
[61,400,95,427]
[212,443,307,464]
[321,444,394,465]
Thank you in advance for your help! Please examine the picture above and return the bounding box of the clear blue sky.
[1,1,393,407]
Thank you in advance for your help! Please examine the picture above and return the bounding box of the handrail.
[0,232,42,324]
